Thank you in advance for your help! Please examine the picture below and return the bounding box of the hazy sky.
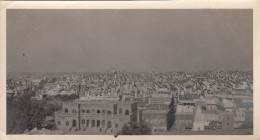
[7,10,253,73]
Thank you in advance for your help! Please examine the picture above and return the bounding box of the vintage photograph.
[6,9,253,135]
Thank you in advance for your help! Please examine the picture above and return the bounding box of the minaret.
[78,82,81,99]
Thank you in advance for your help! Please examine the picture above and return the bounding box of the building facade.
[55,99,137,133]
[142,98,175,133]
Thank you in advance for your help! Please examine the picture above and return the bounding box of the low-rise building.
[233,110,246,128]
[222,112,234,130]
[192,107,209,131]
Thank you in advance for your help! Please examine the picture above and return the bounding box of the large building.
[142,98,175,133]
[54,99,137,134]
[173,104,194,131]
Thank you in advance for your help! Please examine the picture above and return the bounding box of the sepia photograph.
[1,2,257,138]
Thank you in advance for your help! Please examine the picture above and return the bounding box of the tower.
[78,82,81,99]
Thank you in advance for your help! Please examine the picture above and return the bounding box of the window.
[72,109,77,114]
[87,120,90,127]
[119,108,122,114]
[115,123,118,128]
[87,110,90,113]
[65,108,68,113]
[81,109,85,114]
[125,110,129,115]
[97,120,100,127]
[57,121,61,125]
[97,110,101,114]
[72,120,77,127]
[81,119,85,125]
[107,121,112,128]
[102,120,105,126]
[107,110,112,115]
[66,121,69,126]
[102,110,106,114]
[92,120,95,127]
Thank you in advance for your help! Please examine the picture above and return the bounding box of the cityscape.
[6,70,253,135]
[6,9,253,135]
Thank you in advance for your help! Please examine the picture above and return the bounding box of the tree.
[118,121,152,135]
[7,94,34,134]
[7,93,61,134]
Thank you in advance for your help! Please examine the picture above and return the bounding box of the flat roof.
[143,109,168,114]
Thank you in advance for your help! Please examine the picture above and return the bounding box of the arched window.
[65,108,68,113]
[97,110,101,114]
[125,110,129,115]
[107,110,112,115]
[87,110,90,113]
[102,120,105,126]
[97,120,100,127]
[81,109,85,113]
[107,121,112,128]
[81,119,85,125]
[92,120,95,127]
[72,120,77,127]
[87,120,90,127]
[119,108,122,114]
[72,109,77,114]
